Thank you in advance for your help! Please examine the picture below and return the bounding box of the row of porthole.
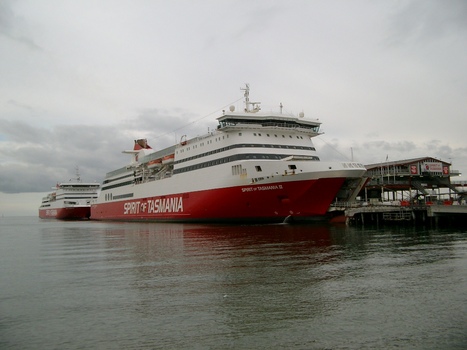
[179,135,230,153]
[178,133,305,155]
[253,133,304,139]
[175,143,315,165]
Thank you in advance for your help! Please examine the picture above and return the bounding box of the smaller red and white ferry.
[39,170,100,220]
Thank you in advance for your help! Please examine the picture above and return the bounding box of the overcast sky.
[1,0,466,216]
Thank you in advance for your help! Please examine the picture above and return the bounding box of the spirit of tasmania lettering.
[123,197,183,215]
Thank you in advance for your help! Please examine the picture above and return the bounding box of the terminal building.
[331,156,467,225]
[361,156,464,205]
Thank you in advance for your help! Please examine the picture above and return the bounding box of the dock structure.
[329,156,467,226]
[344,203,467,226]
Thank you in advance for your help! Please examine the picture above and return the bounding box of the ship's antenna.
[75,166,81,182]
[240,83,250,112]
[240,83,261,113]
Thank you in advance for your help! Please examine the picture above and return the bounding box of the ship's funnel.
[134,139,152,150]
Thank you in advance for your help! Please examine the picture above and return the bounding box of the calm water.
[1,217,466,349]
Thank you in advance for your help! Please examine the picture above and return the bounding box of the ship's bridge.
[217,84,322,136]
[217,112,322,136]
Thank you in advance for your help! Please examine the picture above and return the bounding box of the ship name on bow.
[123,197,183,215]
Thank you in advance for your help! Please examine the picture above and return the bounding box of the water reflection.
[35,221,467,349]
[88,223,349,340]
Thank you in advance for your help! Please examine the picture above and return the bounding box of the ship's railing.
[329,201,363,210]
[219,120,320,133]
[330,198,467,211]
[106,166,129,178]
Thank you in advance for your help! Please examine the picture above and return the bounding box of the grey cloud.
[7,99,33,111]
[232,3,285,41]
[1,1,466,195]
[387,0,467,46]
[0,119,52,144]
[0,108,207,193]
[0,1,15,35]
[124,108,211,146]
[323,136,467,175]
[319,138,419,164]
[128,108,194,133]
[361,140,417,154]
[0,0,42,50]
[0,121,120,192]
[0,164,59,193]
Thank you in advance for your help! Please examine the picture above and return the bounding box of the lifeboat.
[162,154,175,165]
[147,158,162,168]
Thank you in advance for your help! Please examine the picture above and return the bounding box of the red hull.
[91,177,346,223]
[39,207,91,220]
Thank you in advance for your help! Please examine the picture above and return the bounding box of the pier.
[330,156,467,226]
[343,203,467,226]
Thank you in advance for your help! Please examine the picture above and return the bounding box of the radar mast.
[240,84,261,113]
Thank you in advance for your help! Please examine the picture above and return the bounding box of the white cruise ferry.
[91,85,366,223]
